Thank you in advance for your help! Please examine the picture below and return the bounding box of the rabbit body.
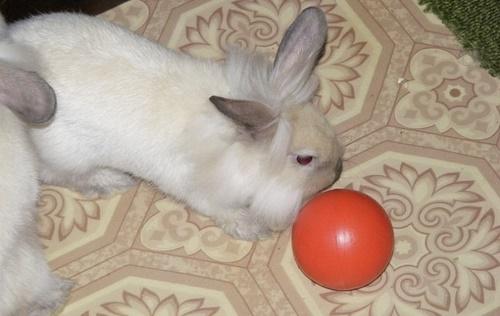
[10,9,343,240]
[0,16,71,316]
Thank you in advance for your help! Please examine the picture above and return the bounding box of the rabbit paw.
[41,167,137,198]
[217,211,272,241]
[79,168,137,198]
[29,276,73,316]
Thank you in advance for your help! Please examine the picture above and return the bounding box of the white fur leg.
[27,276,73,316]
[40,166,137,198]
[79,168,137,197]
[216,209,272,241]
[0,237,72,316]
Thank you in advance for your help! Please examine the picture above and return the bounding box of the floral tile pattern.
[38,0,500,315]
[394,47,500,141]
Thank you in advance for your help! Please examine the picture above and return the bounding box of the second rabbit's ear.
[270,7,327,93]
[0,62,56,124]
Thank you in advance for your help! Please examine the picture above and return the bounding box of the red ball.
[292,189,394,290]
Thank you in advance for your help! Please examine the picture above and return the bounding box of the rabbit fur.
[0,14,71,316]
[9,7,343,240]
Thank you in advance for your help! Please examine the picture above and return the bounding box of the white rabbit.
[0,15,71,316]
[10,7,343,240]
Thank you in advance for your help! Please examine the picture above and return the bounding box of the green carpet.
[419,0,500,77]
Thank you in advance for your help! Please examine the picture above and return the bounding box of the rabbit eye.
[296,155,313,166]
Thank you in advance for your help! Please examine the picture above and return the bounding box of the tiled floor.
[40,1,500,315]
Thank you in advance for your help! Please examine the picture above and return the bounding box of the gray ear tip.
[301,6,324,15]
[300,7,328,32]
[209,95,225,105]
[25,102,57,125]
[34,77,57,124]
[40,101,57,124]
[301,7,326,21]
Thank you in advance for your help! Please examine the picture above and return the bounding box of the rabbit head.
[211,7,343,231]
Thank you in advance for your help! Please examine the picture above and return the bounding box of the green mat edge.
[418,0,500,78]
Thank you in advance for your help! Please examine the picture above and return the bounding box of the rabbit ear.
[270,7,327,94]
[209,96,276,131]
[0,62,56,124]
